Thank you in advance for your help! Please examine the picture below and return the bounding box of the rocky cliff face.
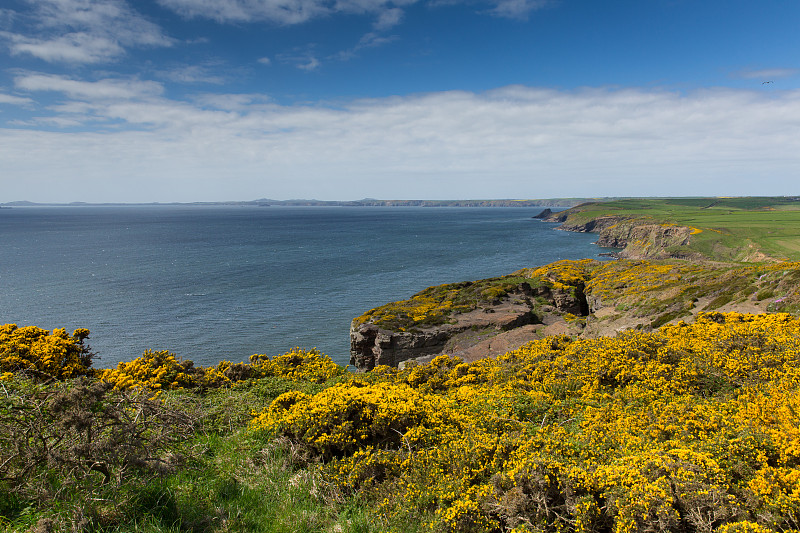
[545,213,698,260]
[350,284,585,370]
[554,214,629,234]
[597,223,697,260]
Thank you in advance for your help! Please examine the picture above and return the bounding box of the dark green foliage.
[0,376,196,530]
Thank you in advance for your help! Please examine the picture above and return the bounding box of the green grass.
[0,376,386,533]
[563,197,800,261]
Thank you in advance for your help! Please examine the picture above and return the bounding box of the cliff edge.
[350,258,800,370]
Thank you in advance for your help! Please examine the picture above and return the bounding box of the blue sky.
[1,0,798,202]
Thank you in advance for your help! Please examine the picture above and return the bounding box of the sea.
[0,205,613,368]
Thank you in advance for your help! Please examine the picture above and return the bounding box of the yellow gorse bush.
[99,346,345,391]
[249,346,345,383]
[522,258,595,291]
[6,298,800,531]
[255,312,800,532]
[99,349,197,390]
[251,380,458,458]
[0,324,93,380]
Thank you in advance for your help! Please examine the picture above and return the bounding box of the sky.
[0,0,799,202]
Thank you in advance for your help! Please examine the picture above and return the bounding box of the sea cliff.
[350,282,584,369]
[543,210,700,260]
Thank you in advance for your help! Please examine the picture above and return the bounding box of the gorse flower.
[0,324,93,380]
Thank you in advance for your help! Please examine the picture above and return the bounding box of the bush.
[0,324,93,381]
[251,380,458,459]
[0,376,195,507]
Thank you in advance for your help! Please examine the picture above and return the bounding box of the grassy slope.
[559,197,800,261]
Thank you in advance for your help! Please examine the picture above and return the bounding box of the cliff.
[540,210,700,260]
[351,199,800,370]
[350,282,585,369]
[350,258,800,370]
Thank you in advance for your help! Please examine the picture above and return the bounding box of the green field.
[562,197,800,261]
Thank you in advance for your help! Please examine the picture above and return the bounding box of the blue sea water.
[1,206,611,367]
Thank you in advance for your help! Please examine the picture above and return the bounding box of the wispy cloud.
[4,32,125,63]
[373,7,404,29]
[154,0,553,70]
[0,92,34,106]
[156,0,332,24]
[15,73,164,101]
[3,80,800,201]
[2,0,173,64]
[157,64,227,84]
[736,68,800,81]
[335,31,398,61]
[277,46,322,70]
[486,0,552,19]
[156,0,554,27]
[192,93,272,111]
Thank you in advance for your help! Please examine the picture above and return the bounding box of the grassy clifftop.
[547,197,800,262]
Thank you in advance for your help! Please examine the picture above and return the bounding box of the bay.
[0,205,611,367]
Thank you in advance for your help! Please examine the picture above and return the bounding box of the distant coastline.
[0,198,619,208]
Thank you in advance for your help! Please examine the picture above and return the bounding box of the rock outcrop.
[350,284,587,370]
[597,223,696,260]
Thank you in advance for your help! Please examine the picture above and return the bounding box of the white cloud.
[297,56,321,70]
[358,31,398,48]
[156,0,332,24]
[257,56,272,65]
[277,47,322,70]
[0,92,34,106]
[2,83,800,202]
[193,93,272,110]
[15,73,164,101]
[153,0,551,69]
[154,0,420,38]
[6,32,125,63]
[373,7,403,29]
[3,0,173,64]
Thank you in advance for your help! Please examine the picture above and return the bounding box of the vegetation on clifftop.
[352,275,542,331]
[354,259,800,335]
